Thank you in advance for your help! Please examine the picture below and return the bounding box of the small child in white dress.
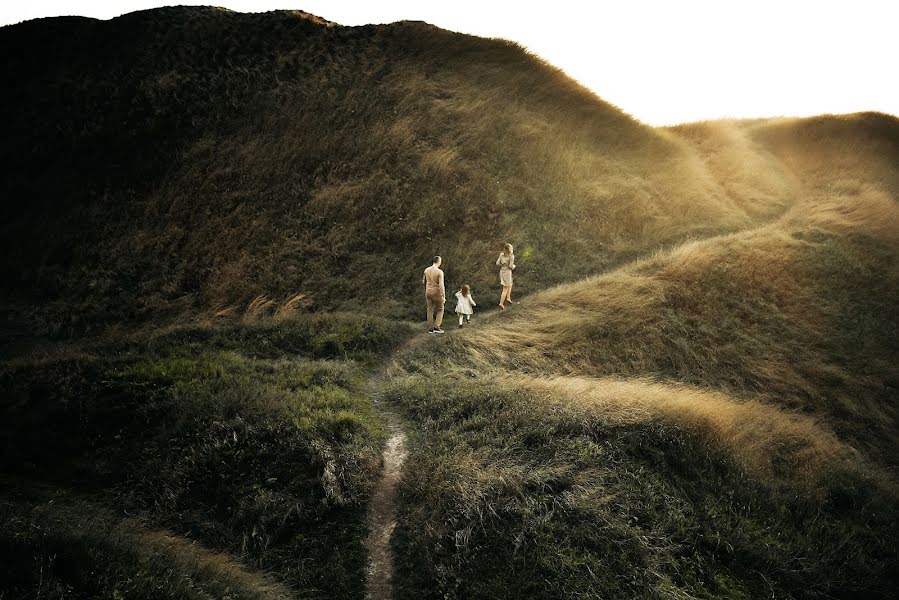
[454,284,476,327]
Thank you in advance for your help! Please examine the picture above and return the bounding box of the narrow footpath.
[363,406,408,600]
[363,336,421,600]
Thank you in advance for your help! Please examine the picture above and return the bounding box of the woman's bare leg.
[499,287,508,308]
[507,285,513,304]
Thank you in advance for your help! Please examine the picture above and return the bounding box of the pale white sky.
[2,1,897,125]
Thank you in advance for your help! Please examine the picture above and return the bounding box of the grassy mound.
[6,7,886,332]
[1,313,413,598]
[448,191,899,463]
[384,175,898,597]
[1,492,296,600]
[386,375,896,599]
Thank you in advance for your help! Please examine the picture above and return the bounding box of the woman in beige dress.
[496,242,515,309]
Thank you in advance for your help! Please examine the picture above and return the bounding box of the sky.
[2,1,896,126]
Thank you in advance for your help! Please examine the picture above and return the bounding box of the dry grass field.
[385,114,898,598]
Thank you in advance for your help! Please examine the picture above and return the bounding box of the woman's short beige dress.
[496,253,515,286]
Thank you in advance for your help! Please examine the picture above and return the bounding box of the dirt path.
[363,407,408,600]
[363,335,426,600]
[360,211,813,598]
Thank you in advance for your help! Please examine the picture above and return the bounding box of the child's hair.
[460,284,470,297]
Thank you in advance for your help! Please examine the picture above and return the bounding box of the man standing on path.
[423,256,446,334]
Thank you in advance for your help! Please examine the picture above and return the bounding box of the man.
[422,255,446,334]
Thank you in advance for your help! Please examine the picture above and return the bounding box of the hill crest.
[1,6,896,335]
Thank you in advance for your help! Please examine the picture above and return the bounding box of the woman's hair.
[460,284,470,297]
[502,242,513,255]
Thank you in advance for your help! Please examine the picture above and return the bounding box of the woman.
[496,242,515,309]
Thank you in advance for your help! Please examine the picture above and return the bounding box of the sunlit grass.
[386,180,899,598]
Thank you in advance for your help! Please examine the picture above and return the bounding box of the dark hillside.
[0,6,827,333]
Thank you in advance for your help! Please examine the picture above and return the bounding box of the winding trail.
[358,214,801,598]
[363,336,424,600]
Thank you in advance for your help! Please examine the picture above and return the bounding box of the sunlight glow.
[2,0,896,125]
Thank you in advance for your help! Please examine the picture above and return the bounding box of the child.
[454,284,476,327]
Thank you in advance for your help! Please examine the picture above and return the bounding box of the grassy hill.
[386,185,898,598]
[2,6,849,335]
[380,115,898,597]
[1,6,897,600]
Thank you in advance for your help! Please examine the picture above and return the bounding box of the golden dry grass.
[506,374,879,494]
[667,120,800,219]
[273,292,312,321]
[417,181,899,490]
[243,294,278,322]
[459,191,897,382]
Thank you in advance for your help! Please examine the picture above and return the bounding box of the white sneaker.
[433,328,445,334]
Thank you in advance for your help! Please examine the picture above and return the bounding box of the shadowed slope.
[0,314,415,598]
[1,490,297,599]
[3,7,879,333]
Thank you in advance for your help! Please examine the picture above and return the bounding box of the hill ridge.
[2,7,897,336]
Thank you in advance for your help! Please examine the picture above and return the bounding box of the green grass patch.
[0,312,414,598]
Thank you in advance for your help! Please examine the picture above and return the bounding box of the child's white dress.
[454,291,476,315]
